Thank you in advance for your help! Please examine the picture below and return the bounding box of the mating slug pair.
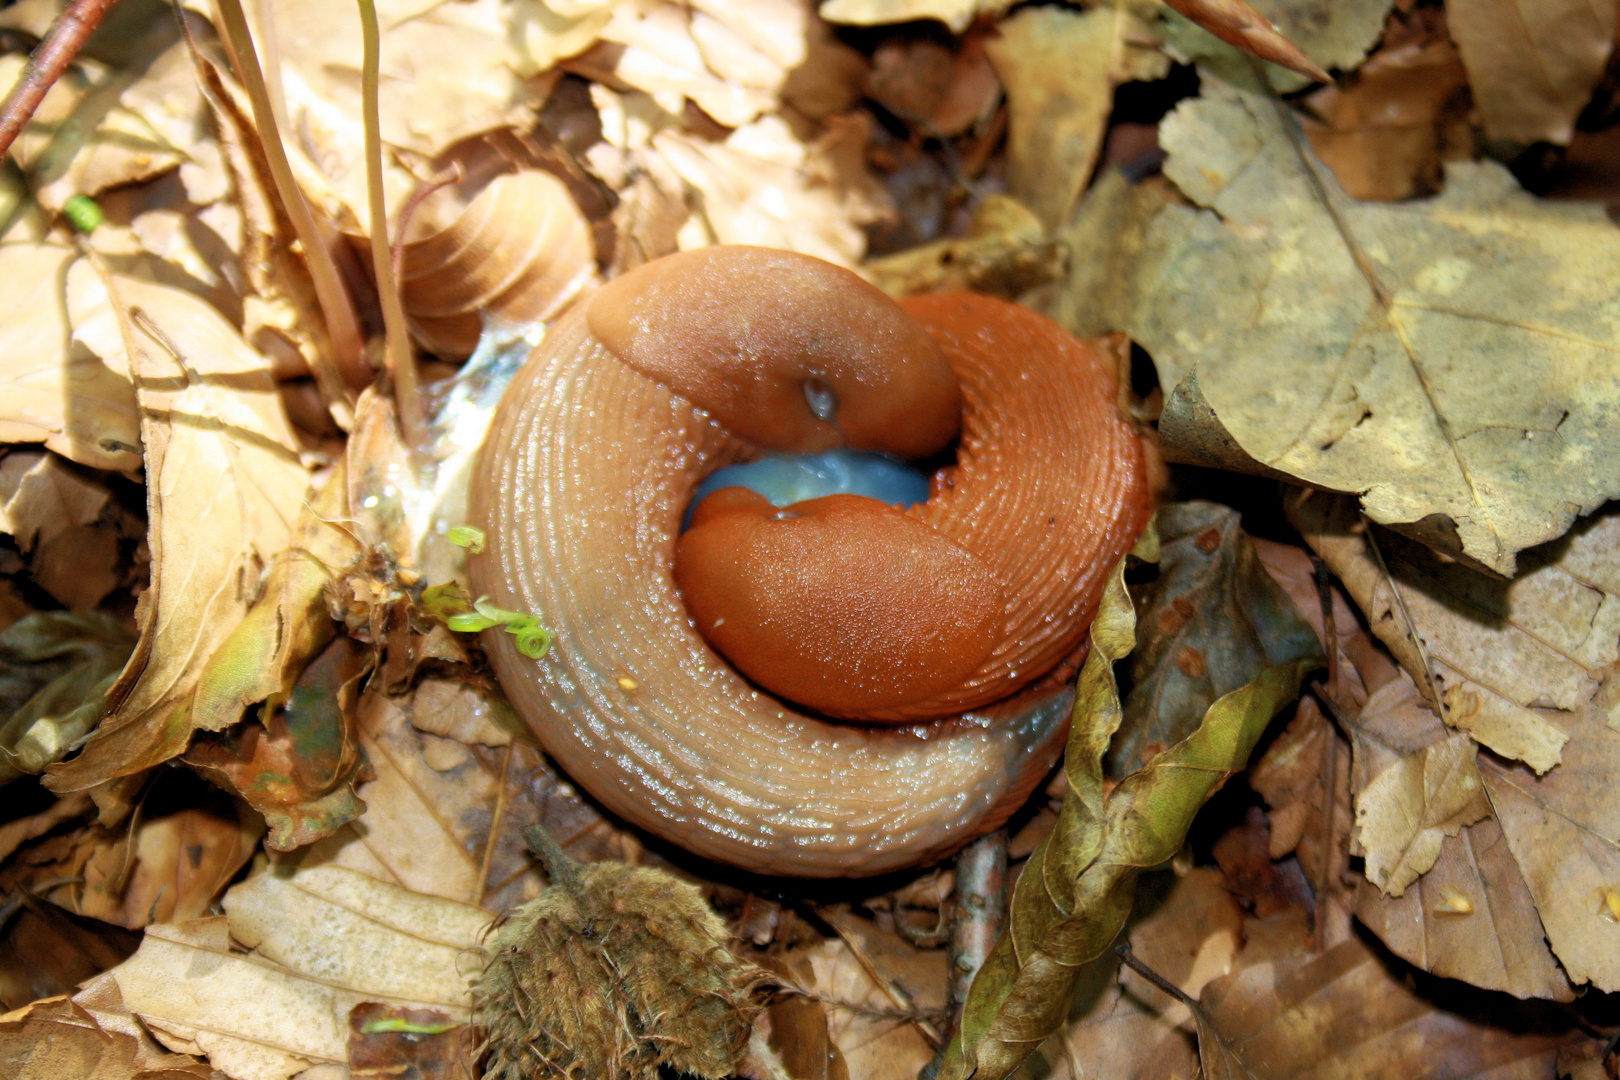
[468,244,1153,877]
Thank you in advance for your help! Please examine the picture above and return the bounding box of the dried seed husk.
[399,167,597,359]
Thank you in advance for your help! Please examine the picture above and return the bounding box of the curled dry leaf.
[0,988,211,1080]
[937,567,1314,1080]
[1346,674,1573,1001]
[45,274,310,791]
[1293,493,1620,774]
[1448,0,1618,148]
[0,245,140,473]
[984,3,1169,232]
[111,866,490,1080]
[1123,74,1620,577]
[1112,501,1322,777]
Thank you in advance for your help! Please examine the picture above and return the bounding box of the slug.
[470,246,1151,877]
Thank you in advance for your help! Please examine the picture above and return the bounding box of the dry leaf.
[1448,0,1618,148]
[818,0,1014,35]
[1198,933,1571,1078]
[1295,494,1620,773]
[46,275,310,790]
[1301,33,1473,201]
[0,895,140,1013]
[289,679,622,913]
[1354,731,1489,896]
[0,989,211,1079]
[1125,73,1620,576]
[864,195,1061,299]
[1348,675,1573,1001]
[112,866,490,1080]
[1113,501,1322,777]
[0,450,140,610]
[985,4,1168,232]
[347,1002,472,1080]
[1159,0,1331,83]
[0,244,141,473]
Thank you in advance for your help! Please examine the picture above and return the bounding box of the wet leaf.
[1121,74,1620,576]
[0,611,136,784]
[1112,501,1323,776]
[1295,493,1620,773]
[0,244,141,473]
[45,275,310,790]
[984,3,1168,231]
[1346,675,1573,1000]
[937,566,1314,1080]
[111,866,490,1080]
[1448,0,1617,148]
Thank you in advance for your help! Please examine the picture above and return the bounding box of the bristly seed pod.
[476,825,760,1080]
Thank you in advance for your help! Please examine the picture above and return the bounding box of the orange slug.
[470,246,1151,876]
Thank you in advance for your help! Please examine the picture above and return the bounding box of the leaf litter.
[3,0,1620,1078]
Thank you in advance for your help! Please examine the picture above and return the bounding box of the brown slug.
[469,246,1151,876]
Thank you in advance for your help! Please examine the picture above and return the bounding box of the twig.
[0,0,117,160]
[1360,515,1446,720]
[1116,941,1198,1007]
[522,823,583,893]
[355,0,423,449]
[211,0,369,401]
[919,829,1007,1080]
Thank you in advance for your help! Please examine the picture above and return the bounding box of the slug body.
[470,247,1150,876]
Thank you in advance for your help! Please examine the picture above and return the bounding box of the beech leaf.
[1121,74,1620,576]
[937,566,1314,1080]
[1354,731,1489,897]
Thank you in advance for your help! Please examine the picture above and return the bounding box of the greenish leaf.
[938,564,1315,1080]
[0,610,137,784]
[1111,500,1323,776]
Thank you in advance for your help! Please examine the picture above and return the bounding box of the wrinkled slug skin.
[470,306,1073,877]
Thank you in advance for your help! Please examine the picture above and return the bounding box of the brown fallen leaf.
[0,894,140,1013]
[0,245,141,474]
[0,989,211,1080]
[1301,27,1473,201]
[348,1002,472,1080]
[289,678,623,913]
[1121,73,1620,576]
[1347,674,1573,1001]
[864,30,998,138]
[1198,932,1574,1078]
[1294,493,1620,774]
[0,450,139,610]
[112,866,490,1080]
[1112,501,1323,777]
[1448,0,1617,148]
[45,274,310,790]
[984,3,1168,232]
[1354,729,1489,897]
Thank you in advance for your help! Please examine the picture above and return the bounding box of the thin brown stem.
[356,0,422,448]
[0,0,118,160]
[1116,941,1198,1008]
[391,161,463,290]
[212,0,368,403]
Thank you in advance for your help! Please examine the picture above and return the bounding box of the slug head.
[587,246,961,459]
